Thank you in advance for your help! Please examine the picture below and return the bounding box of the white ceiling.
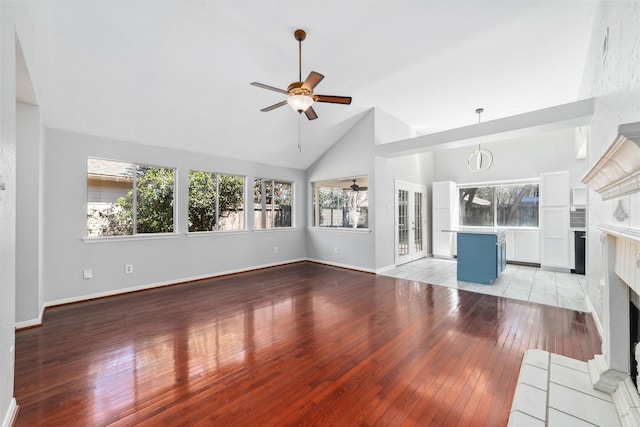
[25,1,597,170]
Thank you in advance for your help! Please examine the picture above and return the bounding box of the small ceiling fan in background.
[250,29,352,121]
[344,179,368,192]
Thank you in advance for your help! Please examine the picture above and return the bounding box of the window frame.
[253,177,294,230]
[311,176,370,230]
[458,179,540,229]
[187,170,246,233]
[86,157,177,239]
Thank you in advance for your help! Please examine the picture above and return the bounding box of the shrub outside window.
[253,178,293,229]
[87,158,175,237]
[188,171,245,232]
[312,177,368,228]
[459,182,539,228]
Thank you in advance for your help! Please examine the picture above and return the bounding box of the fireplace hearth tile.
[511,350,623,427]
[548,408,600,426]
[548,382,619,426]
[523,349,550,370]
[551,353,589,373]
[518,364,548,391]
[550,363,613,401]
[507,410,545,426]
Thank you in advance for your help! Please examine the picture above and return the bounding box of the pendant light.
[467,108,493,173]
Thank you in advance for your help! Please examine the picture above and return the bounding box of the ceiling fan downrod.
[294,29,306,83]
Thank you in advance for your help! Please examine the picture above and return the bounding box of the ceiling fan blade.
[315,95,352,105]
[304,106,318,120]
[301,72,324,91]
[260,100,288,112]
[251,82,289,95]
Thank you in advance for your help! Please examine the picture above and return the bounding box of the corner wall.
[1,2,40,425]
[16,102,43,324]
[580,1,640,334]
[306,107,434,272]
[306,111,376,271]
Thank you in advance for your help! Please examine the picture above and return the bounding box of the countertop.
[442,227,507,235]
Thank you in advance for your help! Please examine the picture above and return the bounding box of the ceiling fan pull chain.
[298,113,302,152]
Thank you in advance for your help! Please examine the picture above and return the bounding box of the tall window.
[87,158,175,237]
[459,182,539,228]
[188,171,245,232]
[253,178,293,229]
[312,177,368,228]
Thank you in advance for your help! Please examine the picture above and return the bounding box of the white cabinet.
[432,181,457,258]
[505,229,540,263]
[540,171,570,270]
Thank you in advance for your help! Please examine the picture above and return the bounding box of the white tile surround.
[379,257,590,312]
[509,349,621,426]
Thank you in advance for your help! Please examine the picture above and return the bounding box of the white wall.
[580,1,640,327]
[306,107,434,271]
[374,109,434,269]
[306,110,376,271]
[42,128,307,308]
[16,102,43,324]
[375,154,434,269]
[432,128,586,186]
[1,2,40,425]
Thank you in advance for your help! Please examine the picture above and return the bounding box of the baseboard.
[15,318,41,330]
[2,398,17,427]
[16,258,375,329]
[305,258,375,273]
[14,304,45,330]
[21,259,305,324]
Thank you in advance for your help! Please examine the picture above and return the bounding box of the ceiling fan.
[250,29,352,121]
[344,179,368,192]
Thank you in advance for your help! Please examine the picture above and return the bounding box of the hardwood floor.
[14,262,601,426]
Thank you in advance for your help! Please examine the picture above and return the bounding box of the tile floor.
[379,257,591,312]
[509,349,621,426]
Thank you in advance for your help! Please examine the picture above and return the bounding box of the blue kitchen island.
[446,228,507,285]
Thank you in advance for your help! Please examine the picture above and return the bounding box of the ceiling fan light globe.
[287,95,314,113]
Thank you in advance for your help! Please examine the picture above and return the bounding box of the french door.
[395,180,427,265]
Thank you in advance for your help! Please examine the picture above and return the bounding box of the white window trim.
[83,233,180,243]
[308,226,371,234]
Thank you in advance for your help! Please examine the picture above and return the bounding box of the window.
[253,178,293,229]
[87,158,175,237]
[188,171,245,232]
[459,182,539,228]
[312,177,368,228]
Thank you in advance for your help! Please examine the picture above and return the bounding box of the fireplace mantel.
[582,121,640,201]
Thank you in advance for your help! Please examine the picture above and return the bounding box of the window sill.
[83,233,180,243]
[186,230,249,237]
[308,227,372,234]
[252,227,297,233]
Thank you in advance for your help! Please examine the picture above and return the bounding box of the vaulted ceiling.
[25,1,597,169]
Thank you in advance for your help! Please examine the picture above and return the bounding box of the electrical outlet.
[125,264,133,274]
[83,269,93,280]
[274,246,279,254]
[334,247,339,254]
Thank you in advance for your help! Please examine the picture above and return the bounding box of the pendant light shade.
[287,95,314,113]
[468,108,494,173]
